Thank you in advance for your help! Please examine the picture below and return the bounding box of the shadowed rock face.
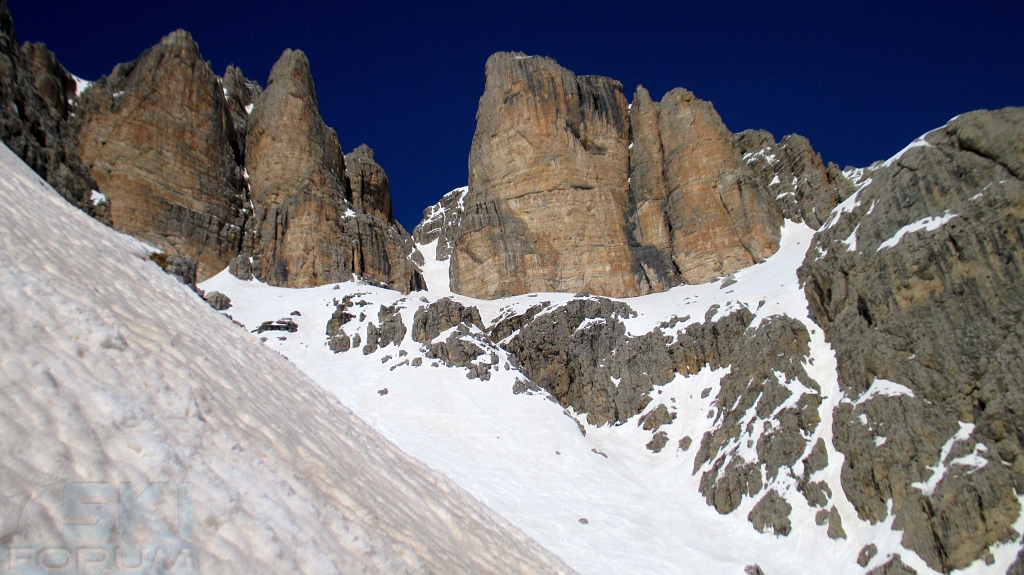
[626,86,677,291]
[242,49,423,291]
[0,0,106,223]
[800,107,1024,572]
[20,42,76,120]
[74,30,246,280]
[736,129,853,229]
[345,143,393,222]
[221,63,261,165]
[451,52,784,299]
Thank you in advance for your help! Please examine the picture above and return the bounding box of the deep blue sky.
[10,1,1023,231]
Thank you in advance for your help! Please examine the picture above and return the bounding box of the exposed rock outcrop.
[20,42,76,120]
[736,129,853,229]
[74,30,246,280]
[747,489,793,536]
[498,298,665,425]
[693,313,821,516]
[799,107,1024,572]
[221,63,261,165]
[412,297,483,343]
[413,186,468,260]
[626,86,678,291]
[243,49,423,291]
[0,1,106,222]
[453,53,640,299]
[450,52,783,299]
[204,290,231,310]
[655,88,782,284]
[345,143,392,222]
[412,298,495,380]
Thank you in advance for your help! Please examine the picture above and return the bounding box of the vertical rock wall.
[451,52,786,299]
[74,30,246,280]
[68,33,422,291]
[453,53,640,299]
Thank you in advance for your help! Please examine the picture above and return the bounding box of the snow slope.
[205,197,1024,574]
[0,143,574,575]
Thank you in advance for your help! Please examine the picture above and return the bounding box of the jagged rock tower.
[451,52,785,299]
[70,32,423,291]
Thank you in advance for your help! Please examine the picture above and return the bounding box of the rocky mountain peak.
[265,48,320,111]
[61,28,422,291]
[450,52,790,299]
[345,143,393,222]
[239,47,422,290]
[160,28,194,47]
[73,26,245,280]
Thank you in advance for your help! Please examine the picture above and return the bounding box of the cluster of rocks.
[447,53,846,299]
[408,298,500,380]
[330,291,839,538]
[254,317,299,334]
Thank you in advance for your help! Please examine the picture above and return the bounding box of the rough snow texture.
[205,216,1024,575]
[0,142,574,575]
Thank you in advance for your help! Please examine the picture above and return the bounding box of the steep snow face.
[206,211,1024,575]
[0,144,574,575]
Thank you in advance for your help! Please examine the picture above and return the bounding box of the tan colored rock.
[243,49,423,291]
[452,52,646,299]
[627,85,679,291]
[658,88,781,284]
[451,53,783,299]
[221,64,261,164]
[345,143,392,222]
[74,30,246,280]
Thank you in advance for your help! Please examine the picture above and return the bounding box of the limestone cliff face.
[73,30,246,280]
[345,143,393,222]
[20,42,76,120]
[626,86,677,291]
[68,31,422,292]
[453,53,640,299]
[0,0,105,223]
[656,88,782,283]
[242,50,423,291]
[451,52,784,299]
[800,108,1024,572]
